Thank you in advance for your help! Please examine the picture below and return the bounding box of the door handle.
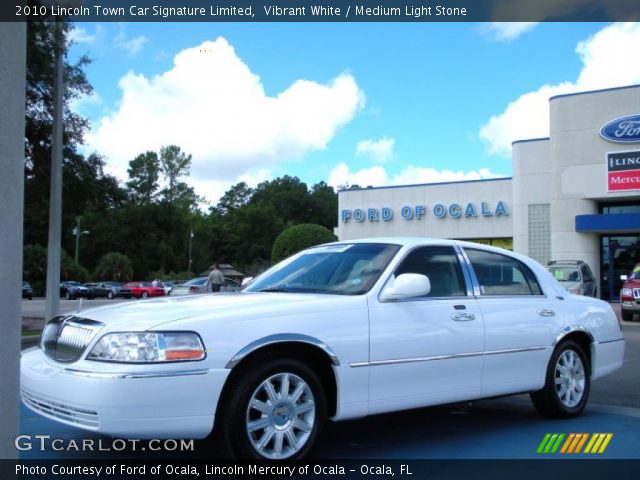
[537,309,555,317]
[451,312,476,321]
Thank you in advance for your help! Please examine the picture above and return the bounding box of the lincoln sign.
[607,151,640,192]
[341,201,508,223]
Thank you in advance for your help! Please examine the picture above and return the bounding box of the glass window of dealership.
[337,84,640,300]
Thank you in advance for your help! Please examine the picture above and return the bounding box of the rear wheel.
[65,290,71,300]
[531,340,590,418]
[107,291,114,300]
[141,291,148,299]
[216,357,326,461]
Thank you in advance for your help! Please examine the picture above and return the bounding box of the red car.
[621,264,640,321]
[123,282,166,299]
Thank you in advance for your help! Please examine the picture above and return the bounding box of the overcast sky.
[68,22,640,206]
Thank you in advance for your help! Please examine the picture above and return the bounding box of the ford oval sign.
[600,114,640,143]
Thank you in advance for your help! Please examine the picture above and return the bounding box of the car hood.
[69,292,364,331]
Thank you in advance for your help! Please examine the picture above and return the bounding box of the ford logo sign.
[600,114,640,143]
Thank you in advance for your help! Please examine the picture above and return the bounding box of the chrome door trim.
[350,346,546,368]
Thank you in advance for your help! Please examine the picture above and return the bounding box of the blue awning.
[575,213,640,233]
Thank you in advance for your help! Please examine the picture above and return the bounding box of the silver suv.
[547,260,597,297]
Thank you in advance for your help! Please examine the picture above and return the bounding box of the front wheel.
[107,291,114,300]
[216,358,326,461]
[621,309,633,322]
[141,291,148,299]
[531,340,590,418]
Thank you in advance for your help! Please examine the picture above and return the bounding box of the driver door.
[367,245,484,414]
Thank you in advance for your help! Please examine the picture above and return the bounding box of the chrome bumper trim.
[62,368,210,379]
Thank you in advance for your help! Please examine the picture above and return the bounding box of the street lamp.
[73,216,89,264]
[187,230,194,275]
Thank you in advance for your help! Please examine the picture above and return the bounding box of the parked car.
[84,282,132,300]
[60,281,93,300]
[22,239,624,461]
[161,281,173,296]
[171,276,240,295]
[547,260,597,297]
[22,281,33,300]
[123,281,166,299]
[620,264,640,321]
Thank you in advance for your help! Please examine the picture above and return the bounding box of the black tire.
[141,291,148,299]
[216,357,326,461]
[621,309,633,322]
[107,291,114,300]
[531,340,590,418]
[65,290,72,300]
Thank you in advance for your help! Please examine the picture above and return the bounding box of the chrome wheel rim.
[554,350,585,408]
[246,372,315,460]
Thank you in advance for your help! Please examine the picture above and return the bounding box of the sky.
[67,21,640,207]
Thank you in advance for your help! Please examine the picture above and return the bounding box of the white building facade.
[337,84,640,300]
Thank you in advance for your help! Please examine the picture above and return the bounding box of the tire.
[107,291,114,300]
[141,291,148,299]
[65,290,71,300]
[216,357,326,461]
[531,340,590,418]
[621,309,633,322]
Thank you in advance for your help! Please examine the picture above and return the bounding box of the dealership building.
[337,84,640,300]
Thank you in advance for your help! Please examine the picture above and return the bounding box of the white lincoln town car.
[21,238,625,460]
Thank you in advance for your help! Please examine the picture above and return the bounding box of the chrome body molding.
[552,325,595,346]
[596,338,625,345]
[225,333,340,369]
[62,368,210,379]
[350,346,547,368]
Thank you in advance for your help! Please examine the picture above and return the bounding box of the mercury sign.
[600,114,640,143]
[341,201,508,223]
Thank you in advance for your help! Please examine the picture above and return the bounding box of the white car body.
[21,238,625,459]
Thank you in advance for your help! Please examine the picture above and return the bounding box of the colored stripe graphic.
[538,433,613,454]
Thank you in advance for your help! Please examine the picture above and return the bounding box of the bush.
[23,244,47,295]
[271,224,337,263]
[61,250,89,282]
[94,252,134,281]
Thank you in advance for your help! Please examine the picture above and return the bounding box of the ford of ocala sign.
[600,114,640,143]
[341,201,508,223]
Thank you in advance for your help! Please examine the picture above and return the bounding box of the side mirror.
[241,277,254,287]
[620,275,628,281]
[379,274,431,302]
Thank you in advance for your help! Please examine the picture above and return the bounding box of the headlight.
[621,288,633,297]
[87,332,205,363]
[568,287,581,294]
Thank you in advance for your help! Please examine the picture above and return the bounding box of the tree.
[214,182,253,216]
[271,224,337,263]
[159,145,192,204]
[309,181,338,229]
[94,253,134,282]
[126,151,160,204]
[250,176,312,226]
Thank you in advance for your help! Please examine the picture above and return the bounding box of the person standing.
[208,265,224,293]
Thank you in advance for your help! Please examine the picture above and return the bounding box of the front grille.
[22,390,99,427]
[633,288,640,300]
[41,315,104,363]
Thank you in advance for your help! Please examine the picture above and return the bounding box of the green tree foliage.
[159,145,192,205]
[94,253,134,282]
[271,224,337,263]
[23,244,48,295]
[61,250,89,282]
[127,151,160,204]
[213,182,253,216]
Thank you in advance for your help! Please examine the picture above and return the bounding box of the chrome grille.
[41,315,104,363]
[21,390,99,427]
[633,288,640,300]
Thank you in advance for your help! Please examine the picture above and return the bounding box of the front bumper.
[21,348,229,439]
[621,299,640,313]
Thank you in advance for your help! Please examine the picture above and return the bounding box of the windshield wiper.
[256,287,291,292]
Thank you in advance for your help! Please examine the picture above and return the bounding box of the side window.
[465,249,543,296]
[395,246,466,297]
[581,265,594,282]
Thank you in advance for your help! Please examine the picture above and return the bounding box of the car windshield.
[245,243,400,295]
[65,281,82,286]
[184,277,207,286]
[549,266,581,282]
[630,271,640,280]
[105,282,123,287]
